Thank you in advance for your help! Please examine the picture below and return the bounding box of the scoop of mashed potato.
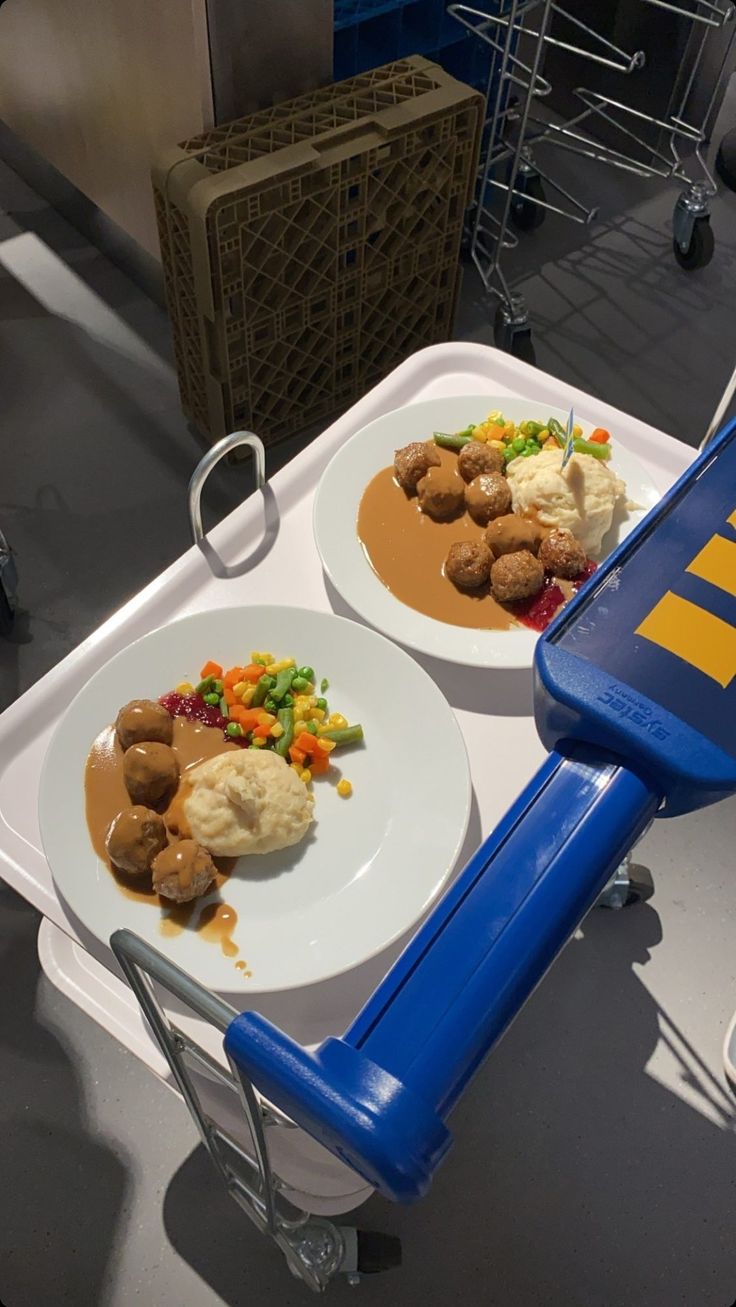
[507,448,625,556]
[184,749,312,857]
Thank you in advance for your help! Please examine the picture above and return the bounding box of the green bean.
[573,437,612,461]
[283,693,294,707]
[456,424,477,439]
[264,696,278,713]
[219,696,229,718]
[321,724,364,747]
[521,420,544,437]
[320,678,329,693]
[433,431,472,450]
[274,707,294,757]
[252,675,271,707]
[212,678,224,696]
[272,667,295,702]
[195,675,215,695]
[547,417,567,440]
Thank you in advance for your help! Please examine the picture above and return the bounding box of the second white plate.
[314,394,660,668]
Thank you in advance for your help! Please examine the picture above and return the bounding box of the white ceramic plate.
[39,607,470,994]
[314,395,660,668]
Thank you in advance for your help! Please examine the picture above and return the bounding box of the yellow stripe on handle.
[728,508,736,529]
[635,592,736,689]
[686,535,736,599]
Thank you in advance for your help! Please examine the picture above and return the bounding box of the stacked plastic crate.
[333,0,493,87]
[153,59,483,446]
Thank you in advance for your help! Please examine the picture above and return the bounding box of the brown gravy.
[357,447,516,630]
[85,717,241,956]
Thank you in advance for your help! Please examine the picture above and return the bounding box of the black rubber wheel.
[356,1231,402,1274]
[510,330,536,366]
[0,585,14,637]
[715,126,736,192]
[673,214,715,270]
[510,174,547,231]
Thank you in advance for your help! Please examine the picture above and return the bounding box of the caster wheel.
[356,1231,402,1274]
[0,587,13,637]
[510,174,546,231]
[493,302,537,365]
[673,214,714,270]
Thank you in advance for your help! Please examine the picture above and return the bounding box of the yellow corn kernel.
[573,424,583,438]
[295,695,312,714]
[252,736,266,748]
[290,763,301,776]
[258,712,276,726]
[270,722,284,739]
[539,429,550,442]
[329,713,348,730]
[503,421,515,440]
[311,707,326,722]
[318,738,337,753]
[488,439,505,452]
[300,768,312,784]
[265,657,295,675]
[175,681,194,696]
[337,779,353,798]
[241,685,256,706]
[232,680,247,697]
[250,651,273,664]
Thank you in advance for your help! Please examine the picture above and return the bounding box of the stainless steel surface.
[205,0,333,123]
[188,430,266,548]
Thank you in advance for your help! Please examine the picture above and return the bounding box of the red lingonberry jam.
[512,558,596,632]
[159,691,227,731]
[572,559,597,589]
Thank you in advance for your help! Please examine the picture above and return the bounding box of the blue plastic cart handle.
[225,419,736,1204]
[225,747,658,1201]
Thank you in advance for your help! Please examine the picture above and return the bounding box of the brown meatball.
[445,540,493,589]
[152,839,216,903]
[539,528,587,579]
[394,441,441,495]
[116,698,173,750]
[457,440,504,483]
[464,473,512,525]
[484,514,546,559]
[416,465,464,519]
[491,550,544,603]
[123,741,179,807]
[107,806,167,876]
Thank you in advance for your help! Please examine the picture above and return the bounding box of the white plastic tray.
[0,342,694,1210]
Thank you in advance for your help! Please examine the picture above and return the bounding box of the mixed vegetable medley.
[159,653,363,795]
[433,410,613,466]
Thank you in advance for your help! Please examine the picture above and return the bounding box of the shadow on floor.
[0,887,128,1307]
[162,898,736,1307]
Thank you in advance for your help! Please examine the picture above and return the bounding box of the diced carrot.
[295,731,319,755]
[223,666,246,687]
[289,746,306,767]
[310,754,330,775]
[229,706,266,730]
[223,688,237,706]
[200,660,223,679]
[589,428,610,444]
[253,723,272,739]
[241,663,266,683]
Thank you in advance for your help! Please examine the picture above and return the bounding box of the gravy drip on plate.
[85,717,239,954]
[357,447,515,630]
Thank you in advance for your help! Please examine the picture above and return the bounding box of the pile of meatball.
[394,439,586,603]
[106,699,216,903]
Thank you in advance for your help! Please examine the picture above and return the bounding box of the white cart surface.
[0,342,694,1214]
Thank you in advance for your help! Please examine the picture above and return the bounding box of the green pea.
[203,692,221,705]
[195,675,215,695]
[212,678,224,695]
[305,721,318,735]
[291,676,309,693]
[264,696,278,713]
[521,448,534,457]
[512,436,526,453]
[297,666,315,682]
[316,697,327,711]
[226,721,243,738]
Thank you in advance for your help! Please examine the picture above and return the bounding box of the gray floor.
[2,101,736,1305]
